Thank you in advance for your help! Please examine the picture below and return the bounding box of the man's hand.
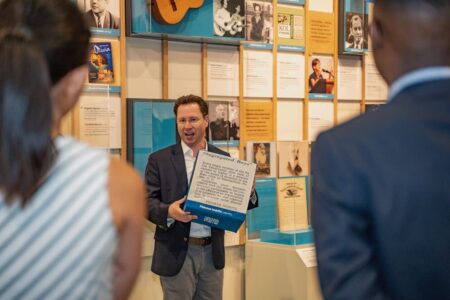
[168,196,197,223]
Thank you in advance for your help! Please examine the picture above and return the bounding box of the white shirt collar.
[388,66,450,102]
[180,140,208,156]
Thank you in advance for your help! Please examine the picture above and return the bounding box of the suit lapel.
[170,143,188,190]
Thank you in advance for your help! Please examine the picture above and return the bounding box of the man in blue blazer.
[311,0,450,299]
[146,95,258,300]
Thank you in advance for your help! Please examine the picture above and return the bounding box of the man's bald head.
[371,0,450,84]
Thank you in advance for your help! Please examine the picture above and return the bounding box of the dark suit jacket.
[146,142,258,276]
[311,78,450,299]
[85,10,119,29]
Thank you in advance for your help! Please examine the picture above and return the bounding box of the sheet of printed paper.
[308,101,333,141]
[365,53,389,101]
[208,45,239,97]
[277,177,308,232]
[79,94,121,149]
[338,56,362,100]
[188,151,256,213]
[277,52,305,98]
[296,246,317,268]
[277,100,303,141]
[244,50,273,98]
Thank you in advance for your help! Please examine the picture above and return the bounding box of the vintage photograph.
[278,141,309,177]
[308,55,335,94]
[246,0,273,43]
[213,0,246,38]
[246,141,276,177]
[78,0,120,29]
[208,102,230,141]
[345,12,369,50]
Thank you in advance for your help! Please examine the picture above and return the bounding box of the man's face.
[215,105,226,119]
[145,0,151,13]
[91,0,108,14]
[351,18,363,42]
[176,103,208,148]
[255,5,261,15]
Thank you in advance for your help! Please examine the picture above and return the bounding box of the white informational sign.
[308,0,333,13]
[168,41,202,99]
[308,101,334,141]
[337,101,361,124]
[277,52,305,98]
[208,46,239,97]
[185,151,256,232]
[338,57,362,100]
[365,53,389,101]
[79,95,121,149]
[277,100,303,141]
[244,50,273,98]
[296,246,318,268]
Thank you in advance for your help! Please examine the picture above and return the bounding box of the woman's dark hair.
[174,94,209,117]
[0,0,91,205]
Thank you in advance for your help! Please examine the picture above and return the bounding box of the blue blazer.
[146,142,258,276]
[311,79,450,299]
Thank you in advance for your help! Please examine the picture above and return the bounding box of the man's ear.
[369,19,383,52]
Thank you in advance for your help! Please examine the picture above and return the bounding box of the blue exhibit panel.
[247,178,277,234]
[132,100,176,175]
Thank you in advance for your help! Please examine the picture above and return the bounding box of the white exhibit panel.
[365,53,389,101]
[308,0,333,13]
[244,49,274,98]
[79,94,121,149]
[277,100,303,141]
[126,38,162,99]
[337,101,361,124]
[208,45,240,97]
[338,56,362,100]
[168,41,202,99]
[277,52,305,99]
[308,101,334,141]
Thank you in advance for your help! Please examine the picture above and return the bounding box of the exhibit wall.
[61,0,388,299]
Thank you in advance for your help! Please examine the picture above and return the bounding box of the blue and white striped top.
[0,136,118,300]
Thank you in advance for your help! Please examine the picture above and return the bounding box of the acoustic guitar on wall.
[152,0,205,25]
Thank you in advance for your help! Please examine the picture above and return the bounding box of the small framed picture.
[338,0,369,55]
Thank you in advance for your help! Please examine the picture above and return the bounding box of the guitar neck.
[170,0,177,11]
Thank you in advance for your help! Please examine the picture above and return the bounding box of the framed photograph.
[246,141,276,178]
[78,0,120,34]
[339,0,369,55]
[246,0,273,43]
[277,141,309,178]
[213,0,246,38]
[308,55,335,98]
[207,101,240,147]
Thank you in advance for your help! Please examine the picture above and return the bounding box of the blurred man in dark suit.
[312,0,450,299]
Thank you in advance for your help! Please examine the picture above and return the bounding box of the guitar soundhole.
[170,0,177,11]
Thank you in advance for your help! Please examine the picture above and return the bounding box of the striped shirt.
[0,136,118,300]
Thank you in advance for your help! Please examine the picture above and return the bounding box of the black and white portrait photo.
[78,0,120,29]
[345,12,368,50]
[213,0,245,38]
[246,0,273,43]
